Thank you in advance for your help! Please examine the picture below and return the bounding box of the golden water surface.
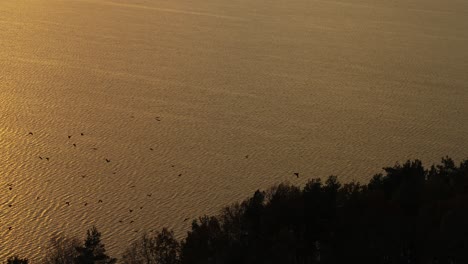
[1,0,467,260]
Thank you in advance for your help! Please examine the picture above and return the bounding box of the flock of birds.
[5,121,167,233]
[5,117,300,233]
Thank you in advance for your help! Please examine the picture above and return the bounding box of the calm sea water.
[1,0,467,260]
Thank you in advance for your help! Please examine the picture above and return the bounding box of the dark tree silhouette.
[43,235,81,264]
[154,228,180,264]
[122,228,179,264]
[74,226,116,264]
[180,216,225,264]
[177,158,468,264]
[5,256,28,264]
[122,232,156,264]
[7,157,468,264]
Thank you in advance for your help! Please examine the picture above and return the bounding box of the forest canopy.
[5,157,468,264]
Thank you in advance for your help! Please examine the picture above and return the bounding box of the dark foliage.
[42,235,81,264]
[180,157,468,264]
[74,226,116,264]
[5,256,28,264]
[7,157,468,264]
[122,228,180,264]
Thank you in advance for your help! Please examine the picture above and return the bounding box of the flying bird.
[294,173,299,178]
[98,199,103,203]
[65,202,70,206]
[105,159,111,163]
[28,132,33,135]
[68,135,72,139]
[80,133,84,136]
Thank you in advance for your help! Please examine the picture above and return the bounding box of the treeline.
[5,157,468,264]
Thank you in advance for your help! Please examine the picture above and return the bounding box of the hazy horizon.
[1,0,467,260]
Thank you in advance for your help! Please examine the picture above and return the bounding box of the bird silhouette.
[183,217,189,222]
[28,132,33,135]
[130,220,134,223]
[84,202,88,206]
[45,157,49,161]
[73,143,76,147]
[140,206,143,209]
[147,193,152,197]
[150,148,154,151]
[81,175,86,178]
[65,202,70,206]
[39,156,43,160]
[9,187,12,191]
[68,135,72,139]
[178,173,182,177]
[80,133,84,136]
[294,173,299,178]
[8,227,12,230]
[155,117,161,121]
[98,199,103,203]
[91,147,98,150]
[105,159,111,163]
[8,204,12,207]
[129,209,133,213]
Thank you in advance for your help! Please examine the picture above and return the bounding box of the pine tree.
[74,226,116,264]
